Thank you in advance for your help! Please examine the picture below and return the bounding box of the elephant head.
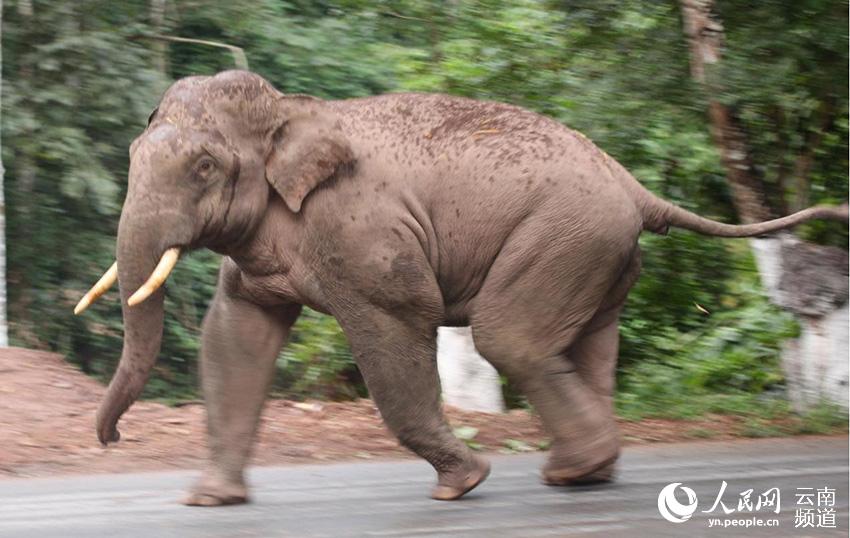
[75,71,354,445]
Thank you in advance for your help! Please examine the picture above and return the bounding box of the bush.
[616,263,798,420]
[274,308,364,401]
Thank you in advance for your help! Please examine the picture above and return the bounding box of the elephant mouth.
[74,246,182,315]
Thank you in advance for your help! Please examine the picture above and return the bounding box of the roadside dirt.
[0,347,834,479]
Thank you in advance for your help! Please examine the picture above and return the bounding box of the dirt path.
[0,347,823,479]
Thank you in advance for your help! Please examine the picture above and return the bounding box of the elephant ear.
[265,111,354,213]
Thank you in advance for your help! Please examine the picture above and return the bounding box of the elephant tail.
[640,196,848,238]
[601,144,847,237]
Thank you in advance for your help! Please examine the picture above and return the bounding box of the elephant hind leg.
[480,346,621,483]
[469,236,639,485]
[572,247,641,414]
[470,313,620,483]
[544,248,641,485]
[539,316,623,486]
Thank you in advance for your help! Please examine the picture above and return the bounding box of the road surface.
[0,437,846,537]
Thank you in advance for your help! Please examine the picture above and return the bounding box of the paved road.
[0,437,846,537]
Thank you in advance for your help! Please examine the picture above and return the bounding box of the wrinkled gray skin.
[96,70,848,506]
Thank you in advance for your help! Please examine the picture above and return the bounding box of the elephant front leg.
[184,288,300,506]
[339,307,490,500]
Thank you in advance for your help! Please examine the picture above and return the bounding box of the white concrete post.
[436,327,505,413]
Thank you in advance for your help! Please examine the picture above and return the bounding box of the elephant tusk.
[74,262,118,315]
[127,248,181,307]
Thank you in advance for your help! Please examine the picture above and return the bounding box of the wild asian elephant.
[75,70,848,506]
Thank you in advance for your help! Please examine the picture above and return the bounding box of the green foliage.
[274,308,363,400]
[453,426,483,450]
[502,438,534,453]
[617,260,799,420]
[736,401,848,438]
[793,402,849,435]
[2,1,176,376]
[2,1,847,420]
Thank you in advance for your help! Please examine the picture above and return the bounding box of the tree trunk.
[680,0,773,223]
[679,0,848,411]
[150,0,168,76]
[751,235,849,411]
[0,0,7,347]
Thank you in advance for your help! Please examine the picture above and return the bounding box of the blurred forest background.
[2,0,847,426]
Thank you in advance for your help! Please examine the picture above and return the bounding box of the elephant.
[75,70,848,506]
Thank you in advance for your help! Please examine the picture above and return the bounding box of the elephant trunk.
[95,213,171,446]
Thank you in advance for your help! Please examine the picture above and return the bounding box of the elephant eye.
[195,157,217,177]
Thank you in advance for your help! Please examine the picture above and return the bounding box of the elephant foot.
[431,455,491,501]
[183,474,249,506]
[541,437,619,487]
[543,459,618,486]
